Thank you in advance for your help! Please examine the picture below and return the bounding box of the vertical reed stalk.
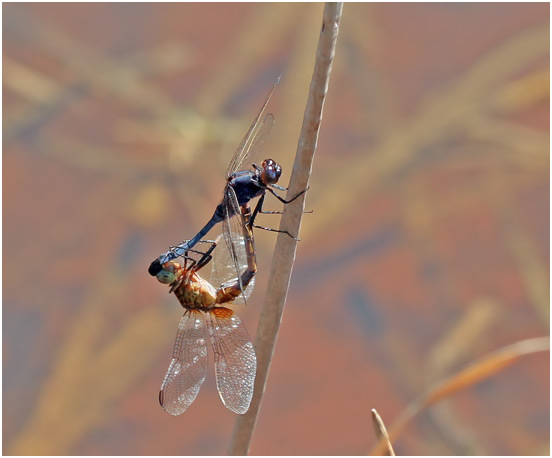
[229,3,343,455]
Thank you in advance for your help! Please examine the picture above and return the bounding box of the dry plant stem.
[371,409,395,456]
[370,336,549,455]
[229,3,343,455]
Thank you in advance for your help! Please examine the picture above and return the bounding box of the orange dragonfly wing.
[206,307,256,414]
[159,310,208,415]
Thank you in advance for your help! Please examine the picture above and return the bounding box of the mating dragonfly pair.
[150,79,307,415]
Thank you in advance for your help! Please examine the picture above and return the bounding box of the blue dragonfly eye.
[261,159,282,184]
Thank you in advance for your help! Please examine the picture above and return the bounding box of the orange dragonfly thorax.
[156,261,218,311]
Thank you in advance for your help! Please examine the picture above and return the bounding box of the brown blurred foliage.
[3,3,549,455]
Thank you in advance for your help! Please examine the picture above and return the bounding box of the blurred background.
[3,2,549,455]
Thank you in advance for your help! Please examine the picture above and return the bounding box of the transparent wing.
[250,112,273,156]
[206,307,256,414]
[242,113,274,171]
[221,185,250,305]
[210,233,255,305]
[226,79,278,177]
[159,311,208,415]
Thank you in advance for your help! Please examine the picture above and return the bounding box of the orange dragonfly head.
[155,261,185,286]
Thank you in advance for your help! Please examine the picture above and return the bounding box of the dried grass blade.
[371,409,395,456]
[370,336,549,455]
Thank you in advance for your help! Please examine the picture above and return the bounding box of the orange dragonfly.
[154,207,257,415]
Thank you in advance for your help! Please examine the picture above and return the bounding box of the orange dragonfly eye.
[156,262,182,285]
[156,269,176,285]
